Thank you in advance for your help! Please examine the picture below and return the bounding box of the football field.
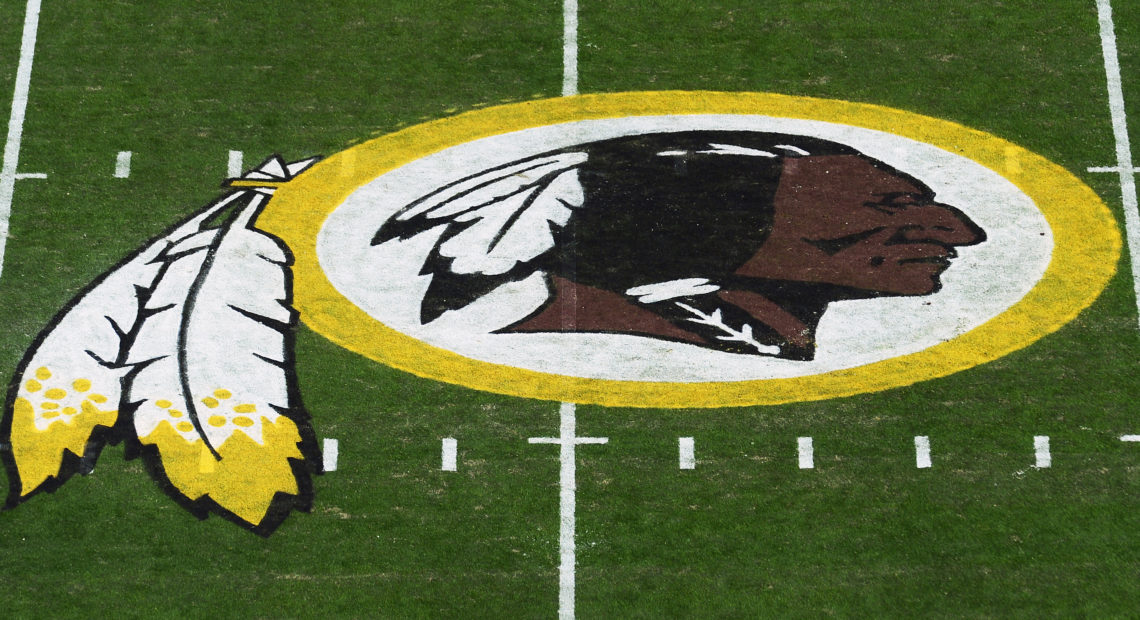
[1,1,1140,617]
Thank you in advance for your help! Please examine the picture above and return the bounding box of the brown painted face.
[735,155,986,296]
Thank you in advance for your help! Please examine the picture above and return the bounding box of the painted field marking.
[441,437,458,472]
[322,438,339,472]
[798,437,814,469]
[1121,435,1140,442]
[528,402,607,620]
[1088,166,1140,173]
[915,436,932,469]
[678,437,695,469]
[562,0,578,96]
[0,0,45,283]
[227,150,244,177]
[114,151,132,178]
[1095,0,1140,326]
[339,149,357,178]
[1034,436,1052,468]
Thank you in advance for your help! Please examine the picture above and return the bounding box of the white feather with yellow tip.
[4,192,243,499]
[124,194,308,527]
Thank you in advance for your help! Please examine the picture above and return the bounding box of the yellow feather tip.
[140,415,304,526]
[10,396,118,495]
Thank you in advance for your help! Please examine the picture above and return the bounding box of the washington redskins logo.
[371,131,986,361]
[1,91,1120,533]
[264,91,1118,407]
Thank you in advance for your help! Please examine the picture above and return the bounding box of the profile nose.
[898,203,986,246]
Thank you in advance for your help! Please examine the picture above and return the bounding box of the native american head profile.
[374,131,986,360]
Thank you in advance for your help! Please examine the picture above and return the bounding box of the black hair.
[542,131,860,291]
[374,130,867,323]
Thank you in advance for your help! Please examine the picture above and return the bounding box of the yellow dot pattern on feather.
[155,399,172,409]
[10,393,118,492]
[19,366,118,435]
[176,421,194,432]
[202,397,219,408]
[169,409,183,418]
[16,362,120,426]
[233,416,254,427]
[208,415,227,427]
[233,403,256,414]
[214,389,232,399]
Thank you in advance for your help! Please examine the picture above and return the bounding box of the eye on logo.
[262,91,1120,408]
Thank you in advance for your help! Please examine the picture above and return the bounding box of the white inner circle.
[317,115,1053,382]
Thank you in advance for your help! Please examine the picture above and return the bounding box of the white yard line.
[914,436,932,469]
[227,150,244,177]
[114,151,132,178]
[1033,436,1052,468]
[678,437,695,469]
[562,0,578,96]
[1089,165,1140,173]
[525,4,587,617]
[0,0,44,283]
[322,438,339,472]
[1095,0,1140,326]
[529,402,607,620]
[441,438,458,471]
[798,437,814,469]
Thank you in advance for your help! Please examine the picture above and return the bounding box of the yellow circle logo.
[260,92,1120,407]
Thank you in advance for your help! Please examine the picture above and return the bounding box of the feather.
[385,152,587,225]
[2,191,246,503]
[372,151,586,323]
[124,193,313,531]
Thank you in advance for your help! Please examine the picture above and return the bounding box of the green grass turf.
[2,1,1140,617]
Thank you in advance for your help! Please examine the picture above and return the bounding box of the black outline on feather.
[373,153,585,245]
[121,190,321,536]
[0,191,248,506]
[2,154,322,537]
[372,153,586,324]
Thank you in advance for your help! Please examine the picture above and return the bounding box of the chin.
[886,266,950,296]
